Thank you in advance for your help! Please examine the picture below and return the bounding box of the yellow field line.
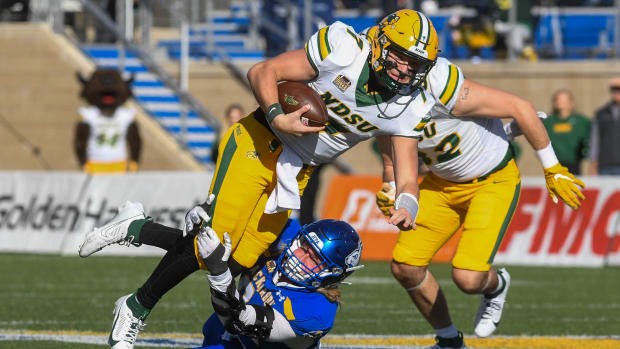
[323,335,620,349]
[1,330,619,348]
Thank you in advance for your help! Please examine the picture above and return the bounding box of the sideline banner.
[0,171,213,256]
[321,175,620,266]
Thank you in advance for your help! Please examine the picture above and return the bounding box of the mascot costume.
[74,69,141,174]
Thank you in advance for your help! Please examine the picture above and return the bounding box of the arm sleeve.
[427,57,465,111]
[304,21,366,77]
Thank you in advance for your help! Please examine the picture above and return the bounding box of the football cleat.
[474,268,511,337]
[78,201,145,257]
[428,331,466,349]
[108,294,148,349]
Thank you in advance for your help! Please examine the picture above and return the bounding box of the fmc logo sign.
[321,175,620,266]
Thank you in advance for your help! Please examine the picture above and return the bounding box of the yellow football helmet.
[369,10,439,94]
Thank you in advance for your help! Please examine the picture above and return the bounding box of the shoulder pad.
[427,57,464,110]
[305,21,368,72]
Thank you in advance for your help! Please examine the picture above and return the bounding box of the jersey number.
[96,133,120,146]
[419,125,462,165]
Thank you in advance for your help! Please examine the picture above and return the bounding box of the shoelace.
[122,319,146,344]
[480,298,503,319]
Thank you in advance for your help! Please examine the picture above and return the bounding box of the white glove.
[197,227,232,276]
[183,194,215,237]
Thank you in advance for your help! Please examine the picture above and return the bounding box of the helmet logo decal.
[345,242,362,268]
[385,14,400,26]
[307,231,324,249]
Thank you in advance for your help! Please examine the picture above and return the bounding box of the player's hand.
[388,207,417,231]
[376,182,395,217]
[270,105,325,136]
[544,163,585,210]
[197,227,232,276]
[183,194,215,237]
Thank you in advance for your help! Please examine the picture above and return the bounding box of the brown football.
[277,81,328,127]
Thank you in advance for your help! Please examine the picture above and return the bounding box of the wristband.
[394,193,419,223]
[536,143,559,169]
[388,181,395,189]
[265,103,284,123]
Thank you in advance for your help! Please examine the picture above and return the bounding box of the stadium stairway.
[157,5,264,61]
[80,45,217,163]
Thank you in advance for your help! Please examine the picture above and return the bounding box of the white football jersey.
[420,58,510,182]
[271,21,436,166]
[78,106,135,163]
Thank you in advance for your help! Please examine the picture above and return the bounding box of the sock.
[135,236,199,309]
[486,269,506,298]
[435,324,459,338]
[126,293,151,319]
[126,219,149,245]
[139,221,184,250]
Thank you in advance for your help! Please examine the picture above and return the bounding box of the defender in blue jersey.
[196,219,363,349]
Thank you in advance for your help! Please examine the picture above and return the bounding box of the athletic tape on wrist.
[394,192,419,223]
[536,143,559,169]
[265,103,284,123]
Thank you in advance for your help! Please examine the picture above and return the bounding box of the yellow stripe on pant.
[393,159,521,271]
[194,113,313,270]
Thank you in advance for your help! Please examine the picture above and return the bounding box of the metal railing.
[78,0,222,136]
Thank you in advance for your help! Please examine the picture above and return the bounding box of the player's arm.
[375,136,396,217]
[451,79,585,209]
[389,136,419,230]
[247,49,324,136]
[197,227,277,339]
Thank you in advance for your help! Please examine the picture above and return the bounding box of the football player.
[368,15,585,349]
[79,9,461,348]
[198,219,363,349]
[80,200,362,349]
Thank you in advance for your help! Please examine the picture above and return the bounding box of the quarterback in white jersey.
[78,10,447,349]
[370,12,586,349]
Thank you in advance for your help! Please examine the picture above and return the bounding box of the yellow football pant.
[194,113,313,269]
[393,159,521,271]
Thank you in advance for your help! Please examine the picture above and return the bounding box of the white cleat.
[108,295,147,349]
[78,201,145,257]
[474,268,511,337]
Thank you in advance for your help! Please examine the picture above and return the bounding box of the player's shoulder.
[284,291,338,336]
[427,57,464,108]
[306,21,368,68]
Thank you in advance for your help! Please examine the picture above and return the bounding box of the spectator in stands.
[589,77,620,175]
[74,69,142,174]
[543,89,590,175]
[211,104,245,163]
[0,0,29,21]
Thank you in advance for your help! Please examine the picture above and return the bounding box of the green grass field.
[1,253,619,348]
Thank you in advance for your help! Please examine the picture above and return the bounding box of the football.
[277,81,328,127]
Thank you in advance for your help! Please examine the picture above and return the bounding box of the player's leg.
[450,160,521,337]
[391,174,465,348]
[108,113,281,348]
[196,113,290,270]
[229,164,314,268]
